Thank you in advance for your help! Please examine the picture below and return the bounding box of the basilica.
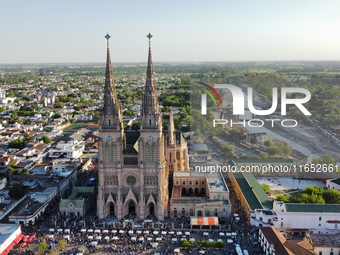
[97,34,189,221]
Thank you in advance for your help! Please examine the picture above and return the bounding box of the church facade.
[97,34,189,221]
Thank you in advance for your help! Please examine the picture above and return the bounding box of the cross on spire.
[147,33,153,40]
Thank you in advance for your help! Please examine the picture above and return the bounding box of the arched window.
[206,210,210,216]
[105,143,109,162]
[145,143,149,162]
[152,143,156,162]
[112,143,116,161]
[169,153,172,162]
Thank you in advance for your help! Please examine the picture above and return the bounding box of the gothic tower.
[97,34,124,219]
[139,33,168,220]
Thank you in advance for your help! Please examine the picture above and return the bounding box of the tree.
[225,145,235,157]
[264,140,272,147]
[80,96,86,102]
[37,242,49,254]
[276,195,290,203]
[8,139,24,149]
[54,113,61,119]
[57,239,67,250]
[281,143,292,157]
[262,184,270,193]
[250,137,257,145]
[23,134,32,142]
[41,135,50,144]
[9,183,26,199]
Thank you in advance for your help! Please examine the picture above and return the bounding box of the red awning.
[190,217,219,226]
[0,242,16,255]
[13,233,24,244]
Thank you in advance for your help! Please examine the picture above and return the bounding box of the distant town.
[0,58,340,255]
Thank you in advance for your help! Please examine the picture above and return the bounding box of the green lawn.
[63,122,94,131]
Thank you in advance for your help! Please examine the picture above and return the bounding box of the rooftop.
[0,224,20,245]
[330,178,340,186]
[230,160,272,210]
[309,233,340,247]
[285,203,340,213]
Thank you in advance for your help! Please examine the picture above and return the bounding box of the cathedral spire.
[100,34,123,130]
[141,33,161,131]
[168,108,175,145]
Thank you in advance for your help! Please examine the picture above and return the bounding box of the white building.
[50,140,84,159]
[326,178,340,190]
[252,201,340,234]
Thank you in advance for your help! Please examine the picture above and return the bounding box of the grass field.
[63,122,95,131]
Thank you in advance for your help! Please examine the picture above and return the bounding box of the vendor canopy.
[190,217,219,226]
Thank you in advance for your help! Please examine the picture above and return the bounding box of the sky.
[1,0,340,64]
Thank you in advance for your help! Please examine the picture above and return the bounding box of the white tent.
[128,230,134,234]
[172,238,177,242]
[219,232,225,236]
[185,232,190,236]
[88,229,93,233]
[111,236,118,240]
[57,229,63,233]
[88,236,94,240]
[231,232,237,236]
[147,237,153,241]
[217,239,223,242]
[80,229,86,233]
[152,243,158,248]
[227,239,233,243]
[94,229,101,233]
[208,239,214,242]
[156,237,162,241]
[174,248,180,253]
[103,230,109,234]
[131,237,136,241]
[161,231,167,235]
[169,231,175,235]
[136,230,142,234]
[153,231,159,235]
[177,231,182,236]
[46,234,54,239]
[119,230,125,234]
[95,236,102,240]
[199,251,205,254]
[64,229,70,233]
[203,232,209,236]
[143,231,149,234]
[226,232,232,237]
[63,235,70,240]
[111,230,117,233]
[49,228,54,232]
[104,236,110,240]
[181,238,186,241]
[89,241,97,246]
[190,238,195,242]
[138,237,144,241]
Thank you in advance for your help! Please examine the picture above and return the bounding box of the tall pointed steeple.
[141,33,161,130]
[100,34,123,131]
[167,108,175,146]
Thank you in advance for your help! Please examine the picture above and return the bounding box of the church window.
[145,143,149,161]
[112,143,116,161]
[169,153,171,162]
[150,119,151,125]
[109,119,110,125]
[183,181,185,185]
[105,143,109,162]
[176,151,180,160]
[152,143,156,162]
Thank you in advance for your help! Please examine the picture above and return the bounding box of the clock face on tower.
[147,136,154,142]
[126,176,137,186]
[107,136,113,142]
